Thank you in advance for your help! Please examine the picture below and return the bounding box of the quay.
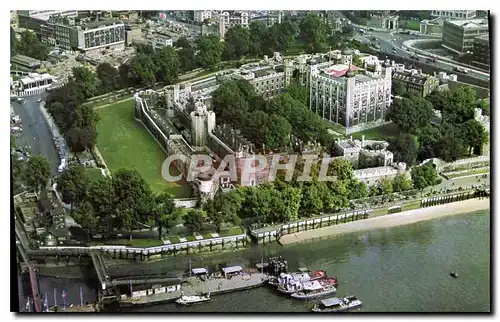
[119,272,269,307]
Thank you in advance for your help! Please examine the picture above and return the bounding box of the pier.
[119,273,268,307]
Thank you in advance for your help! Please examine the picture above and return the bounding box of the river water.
[28,210,490,313]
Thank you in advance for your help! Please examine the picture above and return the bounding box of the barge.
[312,296,362,312]
[118,266,268,307]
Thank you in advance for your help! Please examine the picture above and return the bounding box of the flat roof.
[321,297,341,307]
[446,18,489,29]
[222,266,243,274]
[191,268,208,275]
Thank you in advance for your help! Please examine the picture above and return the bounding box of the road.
[11,94,60,174]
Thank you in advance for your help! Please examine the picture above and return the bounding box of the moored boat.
[312,296,362,312]
[290,279,337,300]
[175,293,211,305]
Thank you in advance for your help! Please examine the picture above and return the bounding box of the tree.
[379,177,394,199]
[478,100,490,117]
[183,209,205,233]
[285,82,309,106]
[460,119,488,156]
[341,25,354,38]
[300,182,324,216]
[299,13,332,53]
[66,126,97,153]
[17,30,48,60]
[347,179,368,200]
[326,158,354,183]
[387,134,419,166]
[152,188,175,239]
[153,46,180,84]
[209,191,243,231]
[352,55,363,67]
[22,155,51,192]
[411,163,440,195]
[57,165,90,208]
[428,86,476,125]
[435,124,467,162]
[196,34,223,69]
[392,81,406,96]
[392,173,412,192]
[72,201,98,238]
[131,52,156,85]
[86,177,115,233]
[113,169,154,227]
[223,25,250,60]
[274,185,302,223]
[71,67,99,100]
[248,21,267,56]
[264,114,292,149]
[10,27,17,56]
[96,62,119,94]
[389,95,434,134]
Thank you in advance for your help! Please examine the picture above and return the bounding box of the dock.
[119,273,269,307]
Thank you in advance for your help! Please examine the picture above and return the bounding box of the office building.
[75,20,125,51]
[40,16,79,50]
[442,18,489,53]
[472,34,490,71]
[431,10,476,19]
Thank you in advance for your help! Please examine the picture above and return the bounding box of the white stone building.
[218,11,249,38]
[193,10,212,23]
[309,58,393,134]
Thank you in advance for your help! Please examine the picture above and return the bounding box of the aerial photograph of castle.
[11,8,490,314]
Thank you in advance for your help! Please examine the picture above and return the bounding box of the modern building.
[75,20,125,51]
[309,57,393,134]
[40,16,79,50]
[17,10,78,33]
[146,32,173,50]
[193,10,212,23]
[219,11,249,38]
[392,69,440,97]
[431,10,476,20]
[441,18,489,54]
[12,73,56,96]
[472,34,490,71]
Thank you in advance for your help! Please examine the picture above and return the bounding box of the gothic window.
[354,100,359,108]
[362,97,368,106]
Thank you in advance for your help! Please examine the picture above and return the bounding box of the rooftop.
[393,71,429,85]
[446,18,489,30]
[322,64,358,77]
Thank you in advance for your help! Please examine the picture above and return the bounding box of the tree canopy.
[22,155,51,192]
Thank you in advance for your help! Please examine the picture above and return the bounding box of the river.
[26,210,490,312]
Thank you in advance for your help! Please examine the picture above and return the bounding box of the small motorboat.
[312,295,362,312]
[175,293,211,305]
[290,280,337,300]
[450,271,459,278]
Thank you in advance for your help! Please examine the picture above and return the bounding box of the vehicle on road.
[454,66,469,74]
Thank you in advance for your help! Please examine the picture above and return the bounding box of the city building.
[431,10,476,20]
[146,32,173,50]
[442,18,489,54]
[40,16,79,50]
[392,69,440,97]
[309,51,393,134]
[12,73,56,96]
[267,11,283,26]
[75,20,125,51]
[17,10,78,33]
[472,34,490,71]
[367,14,399,30]
[419,16,445,35]
[193,10,212,23]
[125,24,143,46]
[219,11,249,38]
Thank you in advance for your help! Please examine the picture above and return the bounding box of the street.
[12,94,60,174]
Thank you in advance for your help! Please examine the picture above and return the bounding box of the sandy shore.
[280,199,490,245]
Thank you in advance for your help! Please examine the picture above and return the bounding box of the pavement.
[11,94,60,174]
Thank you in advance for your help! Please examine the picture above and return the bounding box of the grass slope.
[96,100,191,197]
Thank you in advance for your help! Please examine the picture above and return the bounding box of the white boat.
[290,280,337,300]
[175,293,211,305]
[312,296,362,312]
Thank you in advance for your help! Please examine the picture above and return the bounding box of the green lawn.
[219,226,244,237]
[84,167,105,182]
[96,100,192,197]
[352,123,402,140]
[405,20,421,31]
[446,168,490,179]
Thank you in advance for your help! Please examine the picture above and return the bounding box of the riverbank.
[280,198,490,245]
